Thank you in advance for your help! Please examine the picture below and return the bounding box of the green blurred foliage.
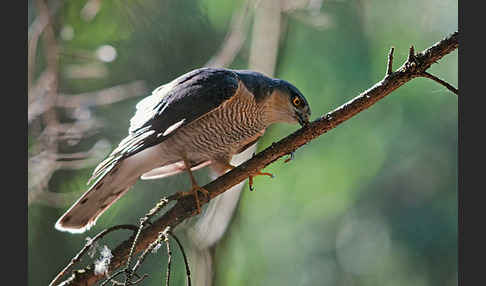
[28,0,457,285]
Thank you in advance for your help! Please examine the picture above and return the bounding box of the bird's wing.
[89,67,241,183]
[56,68,243,233]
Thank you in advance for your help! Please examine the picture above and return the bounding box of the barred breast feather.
[164,81,268,163]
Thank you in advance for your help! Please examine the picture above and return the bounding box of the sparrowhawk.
[55,67,311,233]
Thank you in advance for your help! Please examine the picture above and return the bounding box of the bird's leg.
[177,158,210,214]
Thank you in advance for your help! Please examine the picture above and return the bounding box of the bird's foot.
[178,185,210,214]
[248,170,274,191]
[284,151,295,163]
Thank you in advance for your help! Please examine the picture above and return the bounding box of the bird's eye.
[292,97,301,106]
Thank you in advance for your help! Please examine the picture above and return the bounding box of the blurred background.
[28,0,458,285]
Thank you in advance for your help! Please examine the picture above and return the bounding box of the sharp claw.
[259,171,273,178]
[284,152,294,163]
[249,176,255,191]
[177,185,210,214]
[247,170,274,192]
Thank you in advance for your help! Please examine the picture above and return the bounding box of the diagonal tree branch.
[420,71,458,95]
[55,31,458,286]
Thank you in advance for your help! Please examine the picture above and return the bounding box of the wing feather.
[140,160,212,180]
[88,68,240,183]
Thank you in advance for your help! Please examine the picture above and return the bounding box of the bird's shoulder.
[129,67,241,134]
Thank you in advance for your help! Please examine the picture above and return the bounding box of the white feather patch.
[130,80,177,132]
[162,119,185,136]
[141,160,212,180]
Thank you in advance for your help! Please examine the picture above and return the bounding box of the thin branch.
[56,81,148,109]
[408,45,415,62]
[34,0,60,153]
[129,273,149,285]
[55,31,458,286]
[28,71,56,127]
[99,269,125,286]
[386,47,395,75]
[123,233,159,284]
[100,227,171,286]
[28,140,111,207]
[28,0,62,90]
[164,234,172,286]
[205,1,252,68]
[49,225,138,286]
[29,81,147,124]
[123,199,171,284]
[420,71,458,95]
[169,232,191,286]
[102,198,172,285]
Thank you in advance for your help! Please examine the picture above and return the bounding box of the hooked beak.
[296,110,310,127]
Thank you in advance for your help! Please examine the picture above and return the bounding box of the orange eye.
[293,97,301,106]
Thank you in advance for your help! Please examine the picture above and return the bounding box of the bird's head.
[267,79,311,127]
[233,70,311,127]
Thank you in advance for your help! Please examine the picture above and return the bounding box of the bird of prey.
[55,67,311,233]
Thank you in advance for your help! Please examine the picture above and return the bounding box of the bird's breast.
[166,84,268,163]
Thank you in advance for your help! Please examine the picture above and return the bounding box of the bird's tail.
[55,147,163,233]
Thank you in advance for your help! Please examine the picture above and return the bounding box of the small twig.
[99,269,125,286]
[386,47,395,75]
[168,232,191,286]
[49,225,138,286]
[130,228,170,275]
[109,227,170,286]
[129,273,149,285]
[164,233,172,286]
[100,271,150,286]
[123,198,171,284]
[144,197,172,219]
[420,71,458,95]
[100,269,125,286]
[100,225,168,286]
[123,224,148,282]
[408,45,415,62]
[29,81,147,124]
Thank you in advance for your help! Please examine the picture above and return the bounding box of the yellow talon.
[249,170,274,191]
[178,185,210,214]
[178,156,211,214]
